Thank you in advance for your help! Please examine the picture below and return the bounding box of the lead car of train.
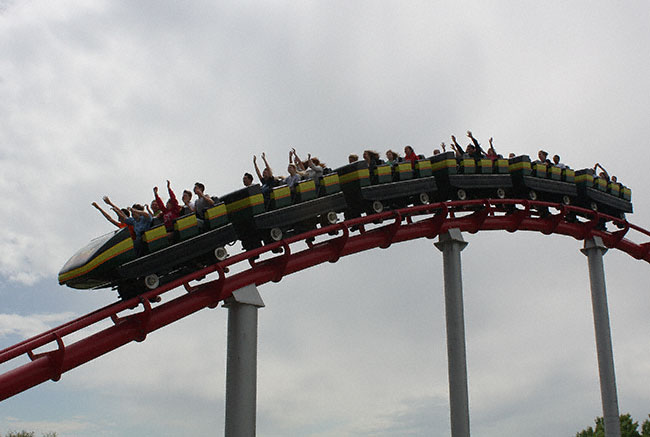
[58,153,633,299]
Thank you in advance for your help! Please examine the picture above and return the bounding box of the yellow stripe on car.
[575,174,593,184]
[432,159,456,171]
[271,187,291,200]
[339,169,370,184]
[322,174,340,186]
[509,161,531,172]
[375,166,391,176]
[226,194,265,214]
[174,214,198,232]
[397,163,411,173]
[297,180,316,193]
[59,238,134,283]
[143,226,167,243]
[206,204,227,219]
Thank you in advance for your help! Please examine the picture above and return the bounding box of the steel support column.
[581,237,621,437]
[223,284,265,437]
[435,228,471,437]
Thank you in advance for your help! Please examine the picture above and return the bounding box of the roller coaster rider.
[536,150,552,166]
[93,198,137,241]
[553,154,566,169]
[181,189,195,215]
[486,137,499,161]
[403,145,419,168]
[385,149,400,165]
[465,130,486,160]
[253,152,279,203]
[104,197,152,256]
[193,182,216,220]
[153,180,182,232]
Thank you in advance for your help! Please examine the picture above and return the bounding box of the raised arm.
[450,135,463,157]
[451,135,459,150]
[594,163,609,178]
[261,152,272,174]
[488,137,497,156]
[253,155,263,182]
[103,195,119,211]
[293,150,306,171]
[291,149,303,168]
[92,201,121,227]
[144,203,153,216]
[153,186,168,214]
[166,180,179,209]
[102,195,128,222]
[467,131,483,154]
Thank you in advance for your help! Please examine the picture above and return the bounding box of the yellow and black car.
[432,151,512,201]
[59,210,238,299]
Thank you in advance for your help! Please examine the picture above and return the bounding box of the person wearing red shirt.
[403,145,418,168]
[153,180,182,231]
[486,137,499,161]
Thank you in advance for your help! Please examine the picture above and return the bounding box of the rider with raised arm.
[154,180,182,231]
[253,153,279,199]
[486,137,498,160]
[104,197,152,255]
[594,163,611,182]
[466,130,486,160]
[450,135,464,158]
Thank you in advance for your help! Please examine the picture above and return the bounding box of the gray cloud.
[1,1,649,436]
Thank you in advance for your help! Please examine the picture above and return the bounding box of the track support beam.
[435,228,471,437]
[581,237,621,437]
[223,284,265,437]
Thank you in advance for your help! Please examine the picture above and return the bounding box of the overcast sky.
[2,1,650,436]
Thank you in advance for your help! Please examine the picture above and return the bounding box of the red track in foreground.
[1,199,649,401]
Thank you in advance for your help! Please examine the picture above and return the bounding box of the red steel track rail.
[1,199,649,401]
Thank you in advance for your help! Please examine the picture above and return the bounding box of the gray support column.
[581,237,621,437]
[223,284,265,437]
[435,228,471,437]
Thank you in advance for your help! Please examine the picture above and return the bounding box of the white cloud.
[0,312,77,338]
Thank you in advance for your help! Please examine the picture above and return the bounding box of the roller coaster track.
[1,198,649,402]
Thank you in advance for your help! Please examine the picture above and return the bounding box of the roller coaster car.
[116,221,237,299]
[336,160,437,215]
[221,181,347,250]
[431,152,512,201]
[508,155,577,205]
[58,228,136,290]
[58,204,238,298]
[575,169,633,217]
